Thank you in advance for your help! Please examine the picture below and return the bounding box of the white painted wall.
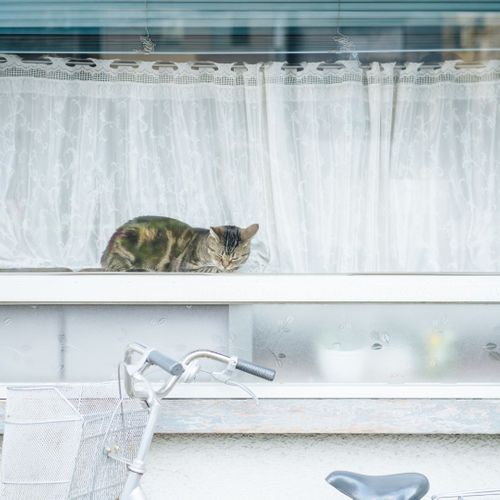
[127,434,500,499]
[2,434,500,500]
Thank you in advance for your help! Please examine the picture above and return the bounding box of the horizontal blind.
[0,1,499,54]
[1,1,499,29]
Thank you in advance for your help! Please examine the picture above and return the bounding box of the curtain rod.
[0,57,490,71]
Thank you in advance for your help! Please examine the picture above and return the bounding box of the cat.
[101,216,259,272]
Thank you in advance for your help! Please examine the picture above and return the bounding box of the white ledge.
[2,397,500,434]
[0,273,500,303]
[2,383,499,400]
[1,384,499,433]
[169,383,500,399]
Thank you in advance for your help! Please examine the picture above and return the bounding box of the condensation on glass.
[1,303,500,384]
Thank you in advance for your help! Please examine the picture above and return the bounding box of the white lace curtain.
[0,56,499,272]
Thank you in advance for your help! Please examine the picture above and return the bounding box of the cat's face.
[207,224,259,271]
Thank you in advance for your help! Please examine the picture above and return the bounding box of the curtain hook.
[138,0,155,54]
[331,0,358,60]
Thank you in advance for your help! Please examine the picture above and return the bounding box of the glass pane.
[0,305,228,382]
[0,3,499,273]
[243,304,500,383]
[2,303,500,385]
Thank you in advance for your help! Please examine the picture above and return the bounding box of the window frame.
[1,273,500,433]
[0,273,499,303]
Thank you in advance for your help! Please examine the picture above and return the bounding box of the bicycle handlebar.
[124,344,276,400]
[235,358,276,381]
[147,349,185,377]
[181,349,276,381]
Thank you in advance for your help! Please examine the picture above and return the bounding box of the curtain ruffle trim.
[0,55,499,85]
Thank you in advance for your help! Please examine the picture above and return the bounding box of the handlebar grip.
[235,359,276,381]
[147,350,185,377]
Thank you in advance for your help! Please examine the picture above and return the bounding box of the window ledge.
[0,273,500,303]
[1,397,500,434]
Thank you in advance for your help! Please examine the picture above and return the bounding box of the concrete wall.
[138,434,500,499]
[2,434,500,499]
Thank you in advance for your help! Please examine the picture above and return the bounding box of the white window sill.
[0,273,499,303]
[2,383,499,400]
[2,394,500,434]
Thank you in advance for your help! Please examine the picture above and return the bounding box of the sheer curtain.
[0,56,499,272]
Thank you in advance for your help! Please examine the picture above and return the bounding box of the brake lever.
[210,356,259,402]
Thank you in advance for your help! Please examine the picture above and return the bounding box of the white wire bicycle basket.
[0,383,149,500]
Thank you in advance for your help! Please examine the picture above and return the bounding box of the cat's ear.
[209,226,225,240]
[240,223,259,241]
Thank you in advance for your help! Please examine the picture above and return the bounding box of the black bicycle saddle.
[326,471,430,500]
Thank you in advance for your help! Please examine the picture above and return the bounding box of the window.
[0,2,500,431]
[0,2,498,272]
[2,300,500,391]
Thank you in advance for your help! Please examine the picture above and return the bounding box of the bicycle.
[0,343,276,500]
[325,470,500,500]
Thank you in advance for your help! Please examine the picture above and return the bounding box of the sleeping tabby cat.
[101,216,259,272]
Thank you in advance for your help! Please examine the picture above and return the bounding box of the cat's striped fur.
[101,216,259,272]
